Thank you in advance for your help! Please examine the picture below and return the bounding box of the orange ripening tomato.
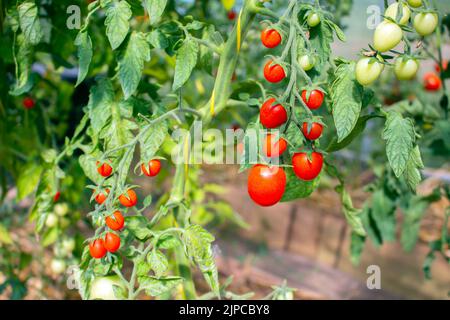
[105,211,125,231]
[141,159,161,177]
[119,189,138,207]
[104,233,121,253]
[264,61,286,83]
[94,189,110,205]
[97,161,113,177]
[261,29,282,48]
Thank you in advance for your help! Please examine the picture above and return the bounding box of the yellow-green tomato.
[413,13,438,36]
[62,238,76,253]
[385,3,411,25]
[394,58,419,80]
[298,55,315,71]
[407,0,422,8]
[45,213,58,228]
[307,13,320,27]
[50,259,66,275]
[54,203,69,216]
[374,21,403,52]
[355,57,384,86]
[90,276,126,300]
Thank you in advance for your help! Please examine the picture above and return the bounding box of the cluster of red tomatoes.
[247,29,325,207]
[89,159,161,259]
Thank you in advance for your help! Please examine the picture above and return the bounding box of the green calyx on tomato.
[373,21,403,52]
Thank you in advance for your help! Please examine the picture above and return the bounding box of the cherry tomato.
[264,60,286,83]
[50,259,66,275]
[394,57,419,80]
[53,191,61,202]
[119,189,138,207]
[355,57,384,86]
[263,134,287,157]
[413,12,438,36]
[45,213,58,228]
[97,161,113,177]
[423,72,442,91]
[104,232,121,253]
[298,55,315,71]
[307,12,320,27]
[89,239,107,259]
[302,122,323,141]
[261,29,282,48]
[259,98,288,129]
[90,276,126,300]
[94,189,110,205]
[227,10,236,20]
[292,152,323,181]
[385,3,410,25]
[407,0,422,8]
[141,159,161,177]
[373,21,403,52]
[435,60,448,73]
[247,164,286,207]
[301,90,324,110]
[105,211,125,231]
[22,97,35,109]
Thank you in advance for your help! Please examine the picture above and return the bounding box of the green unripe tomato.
[373,21,403,52]
[298,55,315,71]
[355,57,384,86]
[90,276,126,300]
[54,203,69,216]
[385,3,411,25]
[407,0,422,8]
[50,259,66,275]
[307,13,320,27]
[45,213,58,228]
[413,12,438,36]
[62,238,76,253]
[394,58,419,80]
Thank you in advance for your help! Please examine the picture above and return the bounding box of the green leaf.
[338,186,366,236]
[16,163,43,200]
[147,29,169,49]
[281,167,319,202]
[183,225,219,297]
[118,32,151,99]
[41,227,58,247]
[137,276,183,297]
[156,234,182,249]
[325,20,346,42]
[370,190,396,242]
[9,35,34,96]
[75,31,93,87]
[147,250,168,278]
[172,37,198,91]
[142,0,168,25]
[126,216,152,240]
[105,0,132,50]
[350,232,365,266]
[382,111,416,177]
[87,78,115,135]
[139,119,168,163]
[0,223,13,245]
[309,20,333,68]
[402,146,424,192]
[330,61,364,142]
[18,1,42,45]
[239,122,263,173]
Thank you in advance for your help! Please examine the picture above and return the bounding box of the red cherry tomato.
[423,72,442,91]
[261,29,282,48]
[301,90,324,110]
[227,10,236,20]
[94,189,110,205]
[434,60,448,73]
[23,97,35,109]
[104,232,121,253]
[96,161,113,177]
[247,164,286,207]
[264,61,286,83]
[89,239,107,259]
[263,134,287,157]
[259,98,288,129]
[119,189,137,207]
[292,152,323,181]
[105,211,125,231]
[53,191,61,202]
[141,159,161,177]
[302,122,323,141]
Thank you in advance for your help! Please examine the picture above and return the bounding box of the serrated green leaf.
[403,146,424,192]
[75,31,92,87]
[118,32,151,99]
[9,34,34,96]
[172,37,198,91]
[382,111,416,177]
[339,186,366,236]
[18,1,42,45]
[350,232,365,266]
[137,276,183,296]
[330,61,364,142]
[88,78,115,135]
[105,0,132,50]
[147,250,168,278]
[370,190,396,242]
[281,167,319,202]
[139,119,168,163]
[126,216,152,240]
[142,0,168,25]
[16,163,43,200]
